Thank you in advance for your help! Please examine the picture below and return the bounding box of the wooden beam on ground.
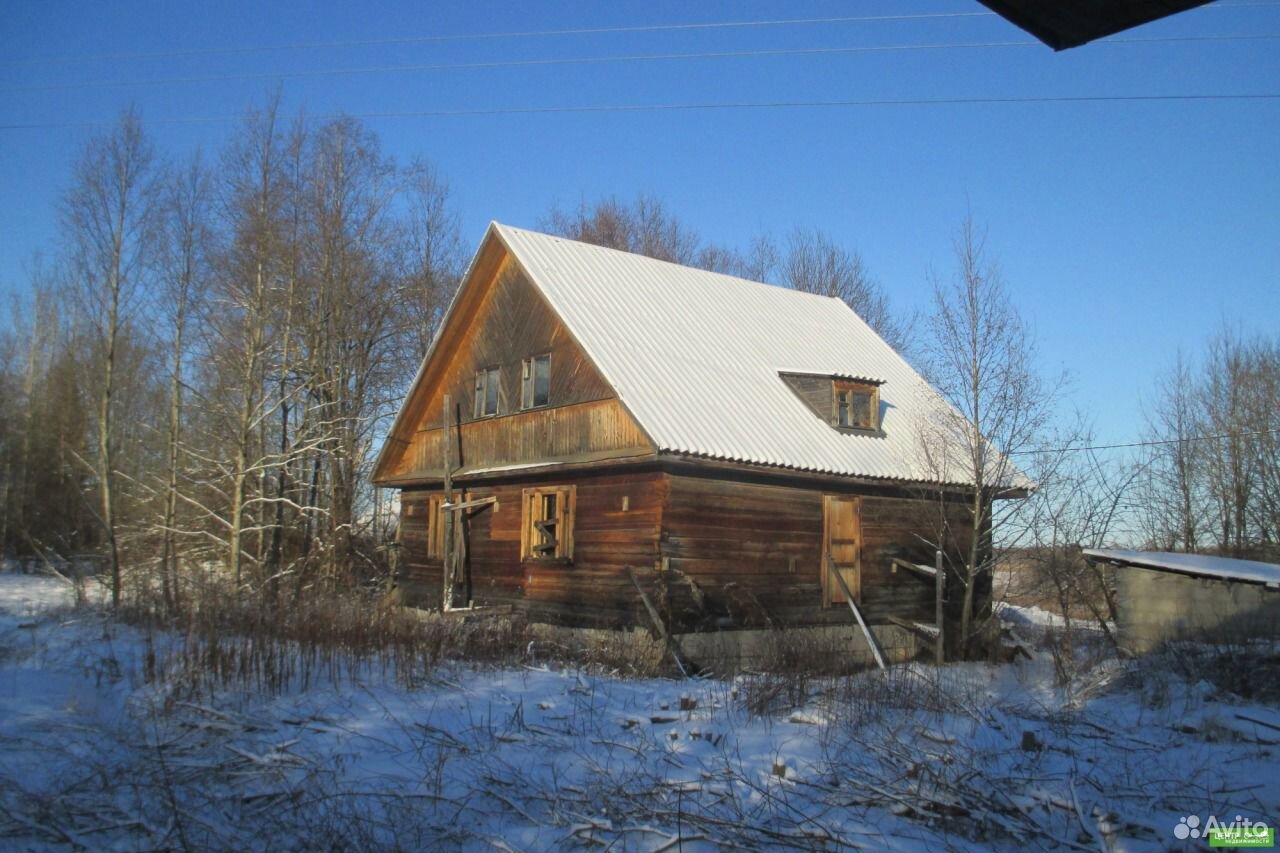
[827,557,886,670]
[626,566,688,677]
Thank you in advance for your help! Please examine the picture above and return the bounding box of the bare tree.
[1202,327,1260,557]
[917,216,1059,657]
[1139,351,1203,551]
[541,195,704,266]
[210,98,292,586]
[299,115,409,587]
[61,106,158,607]
[154,154,213,611]
[772,227,910,353]
[401,160,463,362]
[1020,419,1143,671]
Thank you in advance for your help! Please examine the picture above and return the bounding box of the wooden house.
[373,223,1006,660]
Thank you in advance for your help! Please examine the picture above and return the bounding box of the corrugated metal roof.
[494,222,986,484]
[1083,549,1280,587]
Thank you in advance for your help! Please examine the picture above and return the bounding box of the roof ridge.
[493,221,849,305]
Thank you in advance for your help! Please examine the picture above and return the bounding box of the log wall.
[398,468,982,635]
[398,470,665,628]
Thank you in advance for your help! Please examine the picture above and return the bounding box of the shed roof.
[489,223,1007,485]
[1083,548,1280,588]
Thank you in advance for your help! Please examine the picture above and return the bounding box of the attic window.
[474,367,499,418]
[521,353,551,410]
[833,381,878,431]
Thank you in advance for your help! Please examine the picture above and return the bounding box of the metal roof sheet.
[1084,549,1280,588]
[494,223,986,484]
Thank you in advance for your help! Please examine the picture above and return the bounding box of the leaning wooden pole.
[442,394,455,611]
[935,549,946,666]
[828,555,886,670]
[626,566,688,677]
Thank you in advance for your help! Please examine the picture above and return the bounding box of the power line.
[13,1,1280,69]
[6,33,1277,95]
[3,92,1277,131]
[1009,427,1277,456]
[8,1,1279,69]
[0,12,999,68]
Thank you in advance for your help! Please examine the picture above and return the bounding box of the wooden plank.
[935,549,946,666]
[443,495,498,512]
[886,614,939,640]
[626,566,688,676]
[891,557,938,578]
[442,393,456,611]
[828,556,886,670]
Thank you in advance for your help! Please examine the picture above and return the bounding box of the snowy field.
[1,572,1278,852]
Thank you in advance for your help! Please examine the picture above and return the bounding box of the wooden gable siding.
[380,248,652,482]
[397,470,666,628]
[396,398,649,480]
[419,263,614,431]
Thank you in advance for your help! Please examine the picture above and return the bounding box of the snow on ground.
[1,573,1278,852]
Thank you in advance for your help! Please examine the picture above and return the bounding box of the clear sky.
[2,1,1277,446]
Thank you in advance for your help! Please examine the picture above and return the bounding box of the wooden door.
[823,496,862,605]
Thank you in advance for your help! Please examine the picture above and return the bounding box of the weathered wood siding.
[660,473,975,631]
[779,373,832,423]
[418,264,614,431]
[379,250,650,482]
[399,465,984,635]
[398,470,666,628]
[403,398,649,478]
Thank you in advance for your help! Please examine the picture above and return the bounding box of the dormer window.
[833,380,878,431]
[778,370,884,433]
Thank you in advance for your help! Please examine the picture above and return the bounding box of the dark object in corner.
[977,0,1211,51]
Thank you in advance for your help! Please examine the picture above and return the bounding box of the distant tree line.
[0,100,917,610]
[0,98,464,608]
[1138,328,1280,560]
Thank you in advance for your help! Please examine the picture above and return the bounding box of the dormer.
[779,371,885,434]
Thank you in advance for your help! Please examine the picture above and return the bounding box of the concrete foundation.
[527,620,921,673]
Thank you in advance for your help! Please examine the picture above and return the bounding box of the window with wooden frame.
[425,494,445,559]
[520,353,551,410]
[473,366,500,418]
[520,485,575,562]
[833,381,878,431]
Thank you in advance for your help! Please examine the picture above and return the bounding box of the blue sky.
[2,0,1277,446]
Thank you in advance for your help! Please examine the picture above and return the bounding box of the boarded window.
[474,367,500,418]
[425,494,445,559]
[521,353,551,410]
[521,485,575,561]
[833,381,878,431]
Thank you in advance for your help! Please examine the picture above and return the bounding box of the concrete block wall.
[1116,566,1280,653]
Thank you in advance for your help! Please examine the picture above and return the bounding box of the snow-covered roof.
[493,223,995,484]
[1083,549,1280,588]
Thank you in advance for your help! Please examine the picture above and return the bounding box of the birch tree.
[917,216,1058,657]
[154,154,213,610]
[61,107,157,607]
